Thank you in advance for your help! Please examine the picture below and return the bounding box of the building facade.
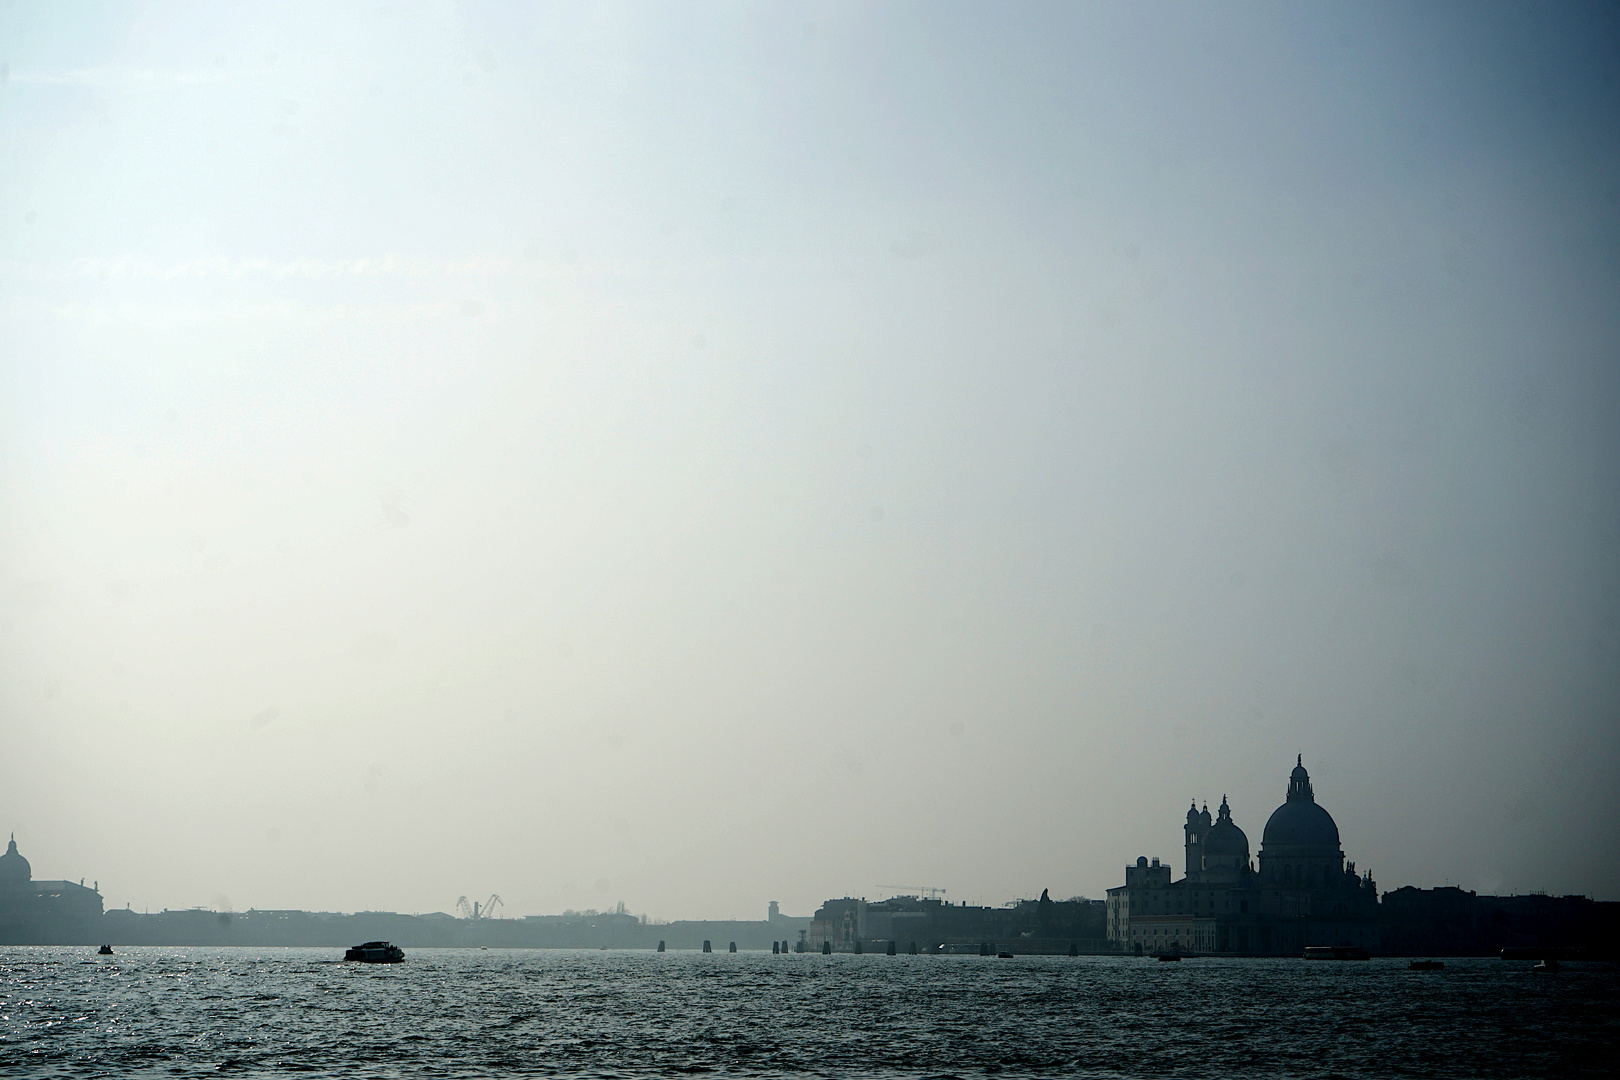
[1106,759,1379,956]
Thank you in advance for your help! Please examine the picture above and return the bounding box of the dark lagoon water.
[2,947,1616,1078]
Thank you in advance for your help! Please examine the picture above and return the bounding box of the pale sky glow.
[1,2,1617,919]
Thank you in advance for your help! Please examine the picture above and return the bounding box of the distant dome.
[1205,796,1249,857]
[1261,758,1341,851]
[0,835,31,885]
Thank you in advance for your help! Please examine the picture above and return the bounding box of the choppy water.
[2,947,1616,1077]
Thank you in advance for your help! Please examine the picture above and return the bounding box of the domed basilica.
[1105,759,1379,956]
[0,834,104,943]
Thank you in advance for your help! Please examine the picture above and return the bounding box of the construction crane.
[877,884,948,901]
[456,894,504,920]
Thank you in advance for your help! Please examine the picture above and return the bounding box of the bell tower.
[1184,800,1210,876]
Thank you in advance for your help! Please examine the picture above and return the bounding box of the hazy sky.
[2,2,1617,919]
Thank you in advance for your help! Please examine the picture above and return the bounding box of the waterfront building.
[808,892,1107,953]
[1105,759,1379,956]
[810,897,867,951]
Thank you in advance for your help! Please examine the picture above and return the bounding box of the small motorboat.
[1153,942,1188,961]
[97,945,113,955]
[1533,958,1560,973]
[344,941,405,963]
[1409,959,1444,971]
[996,951,1014,959]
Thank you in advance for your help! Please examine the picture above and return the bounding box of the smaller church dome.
[0,834,31,885]
[1204,796,1249,857]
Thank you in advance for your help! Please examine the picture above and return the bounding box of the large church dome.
[1261,758,1341,851]
[0,834,31,885]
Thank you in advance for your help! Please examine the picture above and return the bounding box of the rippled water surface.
[2,947,1616,1077]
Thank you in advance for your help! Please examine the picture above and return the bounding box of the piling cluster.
[668,936,1078,955]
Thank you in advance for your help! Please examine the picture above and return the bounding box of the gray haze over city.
[1,2,1617,920]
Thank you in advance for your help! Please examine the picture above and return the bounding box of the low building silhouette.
[1381,886,1619,958]
[809,891,1107,954]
